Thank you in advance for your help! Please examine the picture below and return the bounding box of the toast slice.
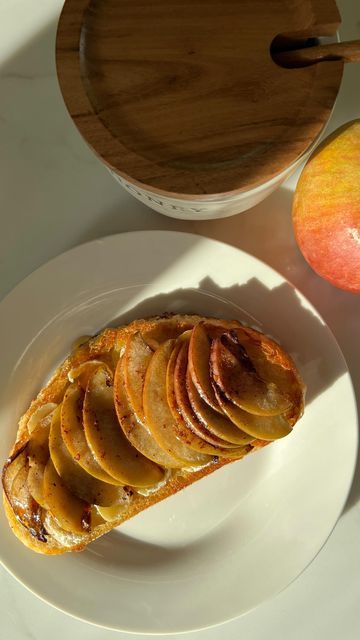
[2,314,305,554]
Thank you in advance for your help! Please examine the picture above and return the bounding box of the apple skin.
[292,120,360,293]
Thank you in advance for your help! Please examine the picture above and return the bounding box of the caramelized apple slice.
[68,360,112,391]
[2,444,28,496]
[27,466,46,508]
[141,315,201,350]
[170,341,248,459]
[83,367,164,487]
[27,408,54,508]
[27,440,49,509]
[114,359,182,468]
[224,327,305,424]
[11,464,47,540]
[50,407,124,506]
[27,403,57,435]
[123,332,153,423]
[212,383,292,440]
[2,443,47,542]
[96,487,134,522]
[43,459,91,534]
[167,339,230,448]
[61,384,122,484]
[210,335,291,416]
[186,370,253,445]
[28,414,51,464]
[96,504,127,522]
[143,340,211,466]
[43,512,90,548]
[188,323,222,413]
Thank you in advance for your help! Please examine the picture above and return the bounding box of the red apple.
[292,120,360,293]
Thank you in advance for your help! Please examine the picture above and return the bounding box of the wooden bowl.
[56,0,343,219]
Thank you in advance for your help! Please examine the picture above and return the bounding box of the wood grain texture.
[56,0,343,196]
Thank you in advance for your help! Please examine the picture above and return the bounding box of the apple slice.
[2,444,28,495]
[68,360,113,391]
[141,315,201,350]
[28,414,51,462]
[12,465,47,538]
[186,369,253,445]
[210,334,291,416]
[27,441,49,510]
[143,340,211,466]
[224,327,305,424]
[170,341,248,459]
[96,488,134,522]
[96,504,127,522]
[188,323,223,413]
[83,366,164,487]
[167,338,230,448]
[43,512,90,548]
[61,383,122,484]
[11,464,29,496]
[43,458,91,534]
[50,407,124,506]
[212,383,292,440]
[27,406,56,508]
[27,465,47,508]
[114,358,182,468]
[122,332,153,423]
[27,403,57,435]
[2,443,47,542]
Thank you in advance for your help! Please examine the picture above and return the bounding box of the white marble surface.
[0,0,359,638]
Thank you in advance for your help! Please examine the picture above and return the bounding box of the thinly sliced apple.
[43,459,91,534]
[68,360,112,391]
[27,465,46,508]
[50,407,124,506]
[11,465,40,531]
[115,359,181,468]
[91,505,107,527]
[2,446,28,498]
[223,327,304,424]
[43,511,91,547]
[167,338,229,448]
[83,367,164,487]
[96,488,134,522]
[141,315,201,350]
[27,437,49,510]
[143,340,212,466]
[96,504,127,522]
[212,383,292,440]
[27,411,52,508]
[170,341,247,458]
[28,419,50,465]
[186,369,253,445]
[210,335,291,416]
[61,383,122,484]
[122,332,153,423]
[188,323,223,413]
[27,403,57,435]
[2,444,47,542]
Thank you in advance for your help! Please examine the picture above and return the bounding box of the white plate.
[0,231,357,635]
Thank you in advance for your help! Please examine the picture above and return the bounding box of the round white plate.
[0,231,357,635]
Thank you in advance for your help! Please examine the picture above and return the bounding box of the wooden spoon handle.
[275,40,360,67]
